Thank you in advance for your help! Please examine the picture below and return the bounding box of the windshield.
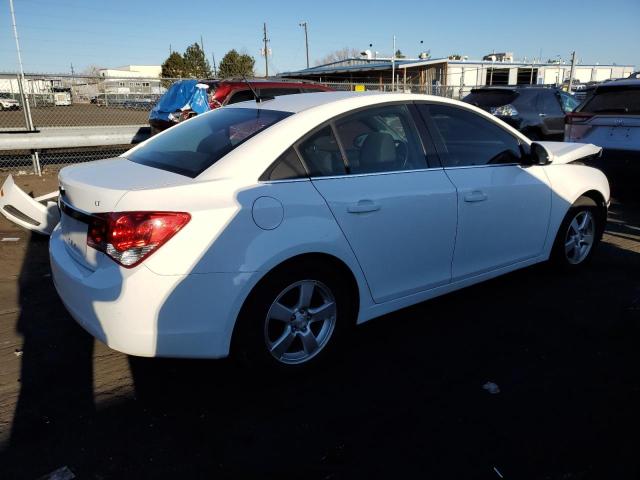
[127,108,292,177]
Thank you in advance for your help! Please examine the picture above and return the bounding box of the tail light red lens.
[565,112,593,125]
[87,212,190,268]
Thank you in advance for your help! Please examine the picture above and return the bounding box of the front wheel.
[551,198,601,268]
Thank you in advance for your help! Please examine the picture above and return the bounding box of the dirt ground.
[0,104,148,130]
[0,172,638,479]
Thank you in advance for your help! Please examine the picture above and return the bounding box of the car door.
[417,102,552,281]
[538,90,566,136]
[298,103,458,304]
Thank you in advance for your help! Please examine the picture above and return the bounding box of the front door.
[418,102,552,280]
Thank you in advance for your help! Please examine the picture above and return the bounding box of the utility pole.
[567,50,576,93]
[9,0,39,175]
[391,35,396,91]
[299,21,309,69]
[212,53,217,78]
[263,23,270,77]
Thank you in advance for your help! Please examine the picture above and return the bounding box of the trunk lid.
[58,157,192,270]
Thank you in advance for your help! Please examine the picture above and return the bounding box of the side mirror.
[521,142,551,166]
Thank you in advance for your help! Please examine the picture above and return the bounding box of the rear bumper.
[50,224,255,358]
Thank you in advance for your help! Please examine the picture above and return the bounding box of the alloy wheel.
[264,280,337,365]
[564,210,595,264]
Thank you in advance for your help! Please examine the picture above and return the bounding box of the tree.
[315,47,360,66]
[448,54,463,60]
[218,49,255,79]
[82,64,104,78]
[394,49,406,59]
[183,43,212,78]
[161,52,186,79]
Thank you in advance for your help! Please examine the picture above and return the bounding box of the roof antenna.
[241,74,274,103]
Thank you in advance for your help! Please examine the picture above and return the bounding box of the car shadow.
[1,204,639,479]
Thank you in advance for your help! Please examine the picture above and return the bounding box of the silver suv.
[565,79,640,178]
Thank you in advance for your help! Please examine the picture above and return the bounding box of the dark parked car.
[149,78,333,135]
[463,86,580,140]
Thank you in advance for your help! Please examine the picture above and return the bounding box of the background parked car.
[565,79,640,181]
[149,78,333,135]
[463,86,580,140]
[0,93,20,110]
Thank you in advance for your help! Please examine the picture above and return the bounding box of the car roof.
[595,79,640,90]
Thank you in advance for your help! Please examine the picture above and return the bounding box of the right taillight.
[565,112,594,141]
[565,112,593,124]
[87,211,191,268]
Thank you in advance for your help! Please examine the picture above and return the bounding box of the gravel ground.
[0,105,148,130]
[0,172,638,479]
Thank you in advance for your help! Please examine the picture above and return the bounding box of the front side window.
[126,108,291,177]
[334,104,427,174]
[424,104,522,167]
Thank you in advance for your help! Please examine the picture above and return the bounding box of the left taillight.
[87,211,191,268]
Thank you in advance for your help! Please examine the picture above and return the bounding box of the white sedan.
[47,91,609,368]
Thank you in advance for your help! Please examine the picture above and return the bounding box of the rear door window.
[298,126,347,177]
[126,108,292,177]
[334,104,428,173]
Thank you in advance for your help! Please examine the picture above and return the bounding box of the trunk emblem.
[95,200,101,207]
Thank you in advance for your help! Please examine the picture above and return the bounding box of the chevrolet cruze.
[49,92,610,369]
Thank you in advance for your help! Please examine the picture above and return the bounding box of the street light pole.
[299,21,309,69]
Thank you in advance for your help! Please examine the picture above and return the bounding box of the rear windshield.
[463,90,518,108]
[127,108,292,177]
[580,88,640,114]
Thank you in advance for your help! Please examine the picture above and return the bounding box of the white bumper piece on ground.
[0,174,59,234]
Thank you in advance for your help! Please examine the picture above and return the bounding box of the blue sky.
[1,0,638,75]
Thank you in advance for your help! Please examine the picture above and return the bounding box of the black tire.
[232,259,354,372]
[551,197,601,269]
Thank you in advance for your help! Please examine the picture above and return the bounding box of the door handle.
[463,191,488,203]
[347,200,380,213]
[539,113,547,117]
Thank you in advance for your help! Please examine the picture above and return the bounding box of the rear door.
[418,102,552,280]
[300,103,458,303]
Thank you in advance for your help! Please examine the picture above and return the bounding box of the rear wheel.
[233,261,353,371]
[551,197,601,268]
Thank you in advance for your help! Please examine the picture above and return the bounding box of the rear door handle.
[347,200,380,213]
[463,191,488,203]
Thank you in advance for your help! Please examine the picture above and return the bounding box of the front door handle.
[463,191,488,203]
[347,200,380,213]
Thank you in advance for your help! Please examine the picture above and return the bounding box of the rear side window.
[127,108,292,177]
[463,90,518,108]
[580,88,640,114]
[298,126,346,177]
[261,148,307,181]
[422,104,522,167]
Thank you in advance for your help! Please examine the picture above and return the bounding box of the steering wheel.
[394,140,409,168]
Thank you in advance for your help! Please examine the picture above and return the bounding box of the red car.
[149,78,333,134]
